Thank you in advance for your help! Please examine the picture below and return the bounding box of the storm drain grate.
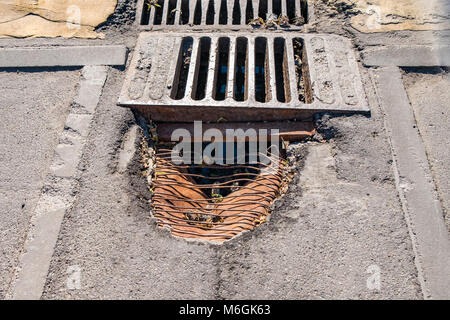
[151,145,285,241]
[119,32,369,122]
[138,0,309,29]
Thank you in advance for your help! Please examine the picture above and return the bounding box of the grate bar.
[247,37,256,103]
[205,37,218,99]
[184,37,200,99]
[161,0,169,24]
[267,0,273,17]
[174,0,182,25]
[188,0,197,24]
[285,38,299,102]
[226,36,237,99]
[214,0,221,25]
[267,37,277,102]
[239,0,246,25]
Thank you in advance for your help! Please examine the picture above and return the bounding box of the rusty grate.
[119,32,369,122]
[138,0,309,29]
[151,145,285,241]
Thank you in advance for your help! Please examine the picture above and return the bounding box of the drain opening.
[255,37,270,103]
[272,0,282,17]
[213,37,230,101]
[141,2,151,25]
[193,0,202,24]
[192,37,211,100]
[300,0,308,23]
[166,35,313,104]
[151,141,286,241]
[206,0,215,25]
[274,37,291,103]
[166,0,177,24]
[180,0,190,24]
[171,37,194,100]
[140,0,309,27]
[258,0,269,20]
[232,0,241,25]
[219,0,228,25]
[154,0,165,24]
[246,0,254,22]
[234,37,249,102]
[292,37,312,103]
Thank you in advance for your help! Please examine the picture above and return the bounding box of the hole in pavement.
[151,141,287,241]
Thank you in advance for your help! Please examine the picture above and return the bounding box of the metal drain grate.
[137,0,309,29]
[151,145,285,241]
[119,32,369,122]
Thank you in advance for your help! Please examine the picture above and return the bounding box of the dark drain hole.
[286,0,295,22]
[301,0,309,23]
[213,37,230,101]
[171,37,193,100]
[272,0,282,17]
[192,37,211,101]
[245,0,254,23]
[180,0,190,24]
[219,0,228,25]
[232,0,241,25]
[274,37,291,103]
[166,0,177,25]
[206,0,215,25]
[193,0,202,24]
[154,0,165,25]
[234,37,248,102]
[258,0,268,20]
[255,37,270,103]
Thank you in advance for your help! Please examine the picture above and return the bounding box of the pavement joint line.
[372,66,450,300]
[6,65,109,300]
[0,46,127,68]
[362,45,450,67]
